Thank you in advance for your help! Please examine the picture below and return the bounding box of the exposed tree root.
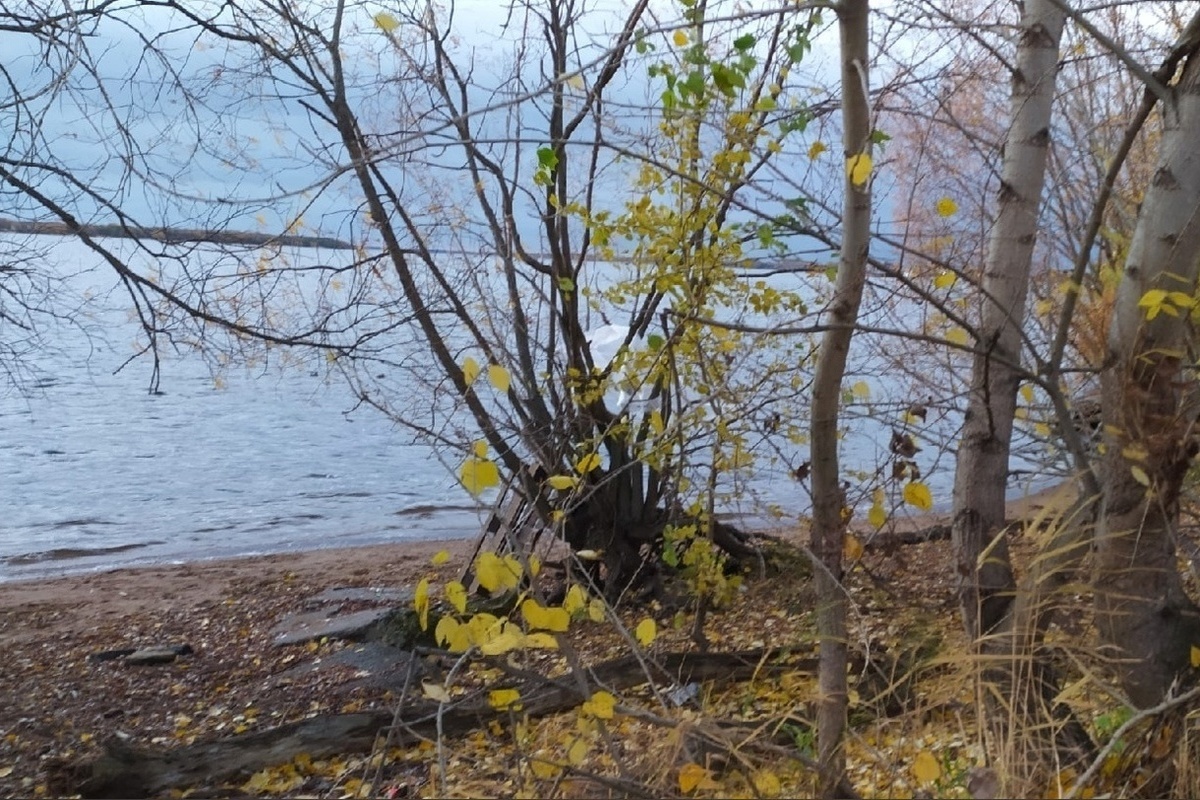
[68,649,807,798]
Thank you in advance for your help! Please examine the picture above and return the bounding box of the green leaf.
[682,70,706,99]
[733,33,756,52]
[557,276,575,293]
[646,333,665,351]
[536,146,558,170]
[711,63,744,97]
[662,538,679,567]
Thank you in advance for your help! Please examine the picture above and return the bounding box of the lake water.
[0,235,1058,582]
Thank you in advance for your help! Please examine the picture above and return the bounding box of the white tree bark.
[1097,37,1200,708]
[809,0,870,795]
[951,0,1066,638]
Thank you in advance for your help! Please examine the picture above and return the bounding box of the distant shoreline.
[0,217,354,251]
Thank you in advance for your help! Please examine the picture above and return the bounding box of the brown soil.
[0,484,1086,798]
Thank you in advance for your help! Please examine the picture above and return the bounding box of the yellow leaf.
[567,737,589,765]
[1168,290,1196,308]
[1121,444,1148,461]
[475,552,522,593]
[503,554,524,582]
[561,72,586,91]
[479,625,525,656]
[435,616,470,652]
[472,439,488,458]
[460,457,499,496]
[933,271,957,289]
[1020,384,1034,404]
[587,598,607,622]
[444,581,468,614]
[521,599,571,632]
[488,688,522,711]
[868,503,886,529]
[753,769,782,797]
[935,196,958,217]
[575,452,602,473]
[524,632,560,649]
[528,555,541,577]
[373,12,400,32]
[530,759,561,779]
[679,762,718,793]
[635,617,657,646]
[582,690,616,720]
[547,474,579,491]
[673,29,689,47]
[1034,422,1052,437]
[912,750,941,784]
[903,481,933,511]
[414,578,430,631]
[844,533,864,560]
[461,356,480,384]
[649,409,665,434]
[421,680,452,703]
[807,140,827,160]
[563,585,588,615]
[846,152,872,187]
[576,548,604,561]
[465,612,501,645]
[850,380,870,399]
[1130,465,1151,486]
[431,549,450,566]
[1190,645,1200,668]
[946,327,970,347]
[488,363,511,393]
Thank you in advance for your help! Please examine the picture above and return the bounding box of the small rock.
[124,644,194,665]
[89,648,137,663]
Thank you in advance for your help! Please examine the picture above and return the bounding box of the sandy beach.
[0,481,1081,796]
[0,538,478,645]
[0,536,488,796]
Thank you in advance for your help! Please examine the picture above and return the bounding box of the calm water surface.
[1,239,485,582]
[0,236,1056,582]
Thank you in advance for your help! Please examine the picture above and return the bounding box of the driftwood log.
[72,649,811,798]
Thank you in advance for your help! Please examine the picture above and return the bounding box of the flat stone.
[271,641,425,691]
[301,586,412,610]
[271,607,396,646]
[124,644,194,665]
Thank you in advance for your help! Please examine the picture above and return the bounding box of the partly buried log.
[71,649,801,798]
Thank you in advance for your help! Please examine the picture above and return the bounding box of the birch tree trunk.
[809,0,870,795]
[1096,37,1200,708]
[951,0,1066,638]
